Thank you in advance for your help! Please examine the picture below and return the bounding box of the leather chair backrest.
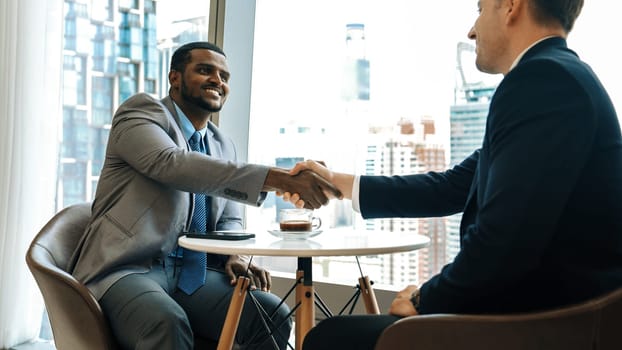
[374,287,622,350]
[26,202,118,350]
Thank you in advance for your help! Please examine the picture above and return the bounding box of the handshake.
[263,160,349,209]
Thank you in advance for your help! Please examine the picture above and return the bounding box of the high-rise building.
[343,23,370,101]
[363,130,421,286]
[59,0,208,211]
[355,117,448,287]
[59,0,158,209]
[413,118,448,282]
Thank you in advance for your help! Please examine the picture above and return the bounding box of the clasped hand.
[278,160,342,208]
[264,163,342,209]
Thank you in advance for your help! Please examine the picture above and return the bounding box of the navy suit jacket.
[360,37,622,314]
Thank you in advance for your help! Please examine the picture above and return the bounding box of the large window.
[243,0,622,288]
[55,0,622,288]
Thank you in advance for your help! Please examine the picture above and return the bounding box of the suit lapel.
[206,126,222,158]
[161,96,195,229]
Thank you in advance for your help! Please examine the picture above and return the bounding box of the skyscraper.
[59,0,208,211]
[414,118,448,282]
[343,23,370,101]
[363,127,421,286]
[59,0,158,210]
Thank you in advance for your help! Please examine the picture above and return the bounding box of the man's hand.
[278,160,353,207]
[224,255,271,292]
[388,284,419,317]
[280,160,336,206]
[263,167,342,209]
[290,160,333,181]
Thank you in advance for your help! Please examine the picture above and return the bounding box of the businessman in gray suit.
[68,42,339,350]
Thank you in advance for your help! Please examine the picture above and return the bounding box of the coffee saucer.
[267,229,323,240]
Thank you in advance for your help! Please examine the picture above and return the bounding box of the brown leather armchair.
[26,202,216,350]
[375,287,622,350]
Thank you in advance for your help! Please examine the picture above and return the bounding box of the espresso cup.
[279,208,322,232]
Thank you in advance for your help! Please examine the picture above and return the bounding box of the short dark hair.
[170,41,226,72]
[529,0,584,33]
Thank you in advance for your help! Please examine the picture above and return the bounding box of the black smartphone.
[184,231,256,241]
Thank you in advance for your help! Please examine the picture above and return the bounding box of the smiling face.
[169,48,230,116]
[468,0,510,74]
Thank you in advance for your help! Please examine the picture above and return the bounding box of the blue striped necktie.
[178,131,209,295]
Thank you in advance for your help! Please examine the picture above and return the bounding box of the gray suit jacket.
[68,93,269,299]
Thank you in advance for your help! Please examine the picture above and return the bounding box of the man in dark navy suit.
[288,0,622,348]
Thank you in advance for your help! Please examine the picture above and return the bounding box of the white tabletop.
[178,228,430,257]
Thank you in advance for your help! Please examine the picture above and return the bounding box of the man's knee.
[145,301,191,333]
[135,298,193,349]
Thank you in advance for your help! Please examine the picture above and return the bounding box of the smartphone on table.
[184,231,255,241]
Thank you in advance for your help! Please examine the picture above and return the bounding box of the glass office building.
[58,0,206,211]
[60,0,156,209]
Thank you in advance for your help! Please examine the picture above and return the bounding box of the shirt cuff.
[352,175,361,213]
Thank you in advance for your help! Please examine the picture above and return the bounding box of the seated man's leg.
[99,266,193,350]
[173,268,293,350]
[302,315,400,350]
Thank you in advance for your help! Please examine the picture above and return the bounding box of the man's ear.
[168,70,180,89]
[505,0,525,24]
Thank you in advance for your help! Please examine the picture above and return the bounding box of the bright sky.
[156,0,622,132]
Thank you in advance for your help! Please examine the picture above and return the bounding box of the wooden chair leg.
[295,270,315,350]
[217,276,250,350]
[359,275,380,315]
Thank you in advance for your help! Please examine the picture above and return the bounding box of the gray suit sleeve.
[109,94,270,206]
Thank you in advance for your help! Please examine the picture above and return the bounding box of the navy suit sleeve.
[359,150,478,219]
[418,57,599,313]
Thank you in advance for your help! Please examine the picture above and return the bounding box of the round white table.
[178,228,429,257]
[178,229,430,350]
